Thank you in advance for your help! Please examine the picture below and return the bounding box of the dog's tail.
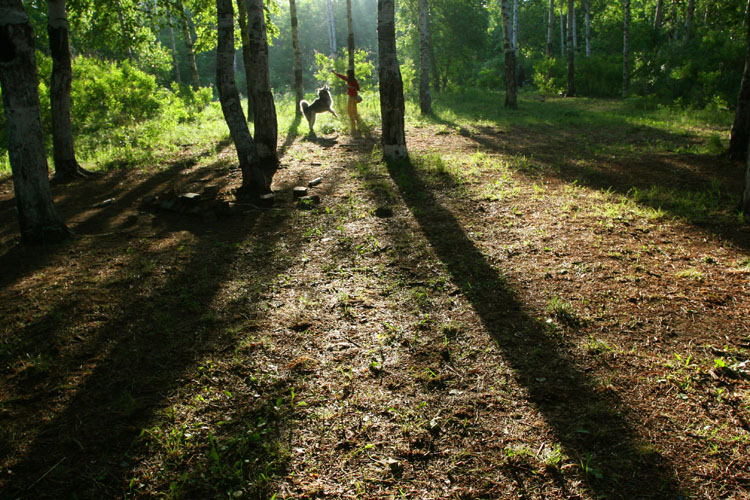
[300,100,311,121]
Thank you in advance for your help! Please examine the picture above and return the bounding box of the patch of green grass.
[546,295,581,327]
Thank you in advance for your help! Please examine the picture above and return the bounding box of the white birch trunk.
[327,0,337,56]
[215,0,266,196]
[501,0,517,109]
[377,0,407,160]
[346,0,355,72]
[290,0,303,116]
[585,0,591,57]
[566,0,574,96]
[547,0,554,57]
[179,0,200,90]
[512,0,518,51]
[247,0,278,163]
[418,0,432,114]
[560,0,565,56]
[623,0,630,99]
[169,17,181,84]
[0,0,69,243]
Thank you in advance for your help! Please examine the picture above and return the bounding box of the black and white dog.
[300,85,338,133]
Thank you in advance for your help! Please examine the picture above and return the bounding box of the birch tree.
[377,0,407,160]
[290,0,303,116]
[346,0,355,72]
[237,0,254,122]
[178,0,200,90]
[560,0,565,57]
[584,0,591,57]
[623,0,631,99]
[215,0,267,196]
[0,0,69,243]
[418,0,432,114]
[501,0,517,109]
[729,0,750,161]
[547,0,554,58]
[247,0,278,164]
[327,0,337,56]
[566,0,575,96]
[48,0,88,182]
[512,0,518,51]
[169,16,181,84]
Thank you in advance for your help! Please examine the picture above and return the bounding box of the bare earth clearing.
[1,101,749,499]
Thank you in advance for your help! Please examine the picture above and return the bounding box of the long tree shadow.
[0,163,351,498]
[382,156,684,499]
[427,106,750,251]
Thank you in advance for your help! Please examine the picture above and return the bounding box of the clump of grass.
[675,267,704,282]
[546,295,581,326]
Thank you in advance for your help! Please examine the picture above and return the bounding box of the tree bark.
[237,0,254,122]
[327,0,337,56]
[377,0,407,160]
[418,0,432,114]
[744,144,750,213]
[0,0,69,244]
[501,0,517,109]
[215,0,266,196]
[346,0,355,72]
[247,0,277,164]
[729,0,750,161]
[290,0,303,116]
[654,0,664,31]
[114,0,134,61]
[670,0,679,42]
[623,0,630,99]
[585,0,591,57]
[48,0,86,182]
[560,0,565,57]
[169,16,181,84]
[546,0,554,58]
[685,0,695,41]
[512,0,518,51]
[566,0,574,96]
[572,3,577,50]
[179,0,200,90]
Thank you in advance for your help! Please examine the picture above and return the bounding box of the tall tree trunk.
[501,0,517,109]
[327,0,337,56]
[512,0,518,50]
[623,0,630,99]
[290,0,303,116]
[114,0,134,61]
[685,0,695,41]
[585,0,591,56]
[179,0,200,90]
[0,0,69,244]
[48,0,86,181]
[346,0,355,72]
[729,0,750,161]
[566,0,574,96]
[670,0,679,42]
[169,17,181,84]
[547,0,554,58]
[215,0,266,196]
[418,0,432,114]
[572,3,577,50]
[237,0,254,122]
[377,0,407,160]
[247,0,278,164]
[654,0,664,30]
[744,145,750,213]
[560,0,565,57]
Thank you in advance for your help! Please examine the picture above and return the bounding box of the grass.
[1,87,749,500]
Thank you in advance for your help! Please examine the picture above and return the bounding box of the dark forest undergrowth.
[1,94,749,499]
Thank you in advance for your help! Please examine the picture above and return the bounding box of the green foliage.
[313,49,375,92]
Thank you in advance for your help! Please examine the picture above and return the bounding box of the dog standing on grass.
[300,85,337,134]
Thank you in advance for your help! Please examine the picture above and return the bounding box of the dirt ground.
[1,110,749,499]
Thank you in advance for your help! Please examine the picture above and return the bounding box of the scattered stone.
[297,195,321,209]
[202,185,220,200]
[178,192,201,205]
[308,177,322,187]
[293,186,308,198]
[258,193,275,208]
[374,207,394,218]
[92,198,114,209]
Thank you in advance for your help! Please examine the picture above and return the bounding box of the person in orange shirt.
[332,69,362,133]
